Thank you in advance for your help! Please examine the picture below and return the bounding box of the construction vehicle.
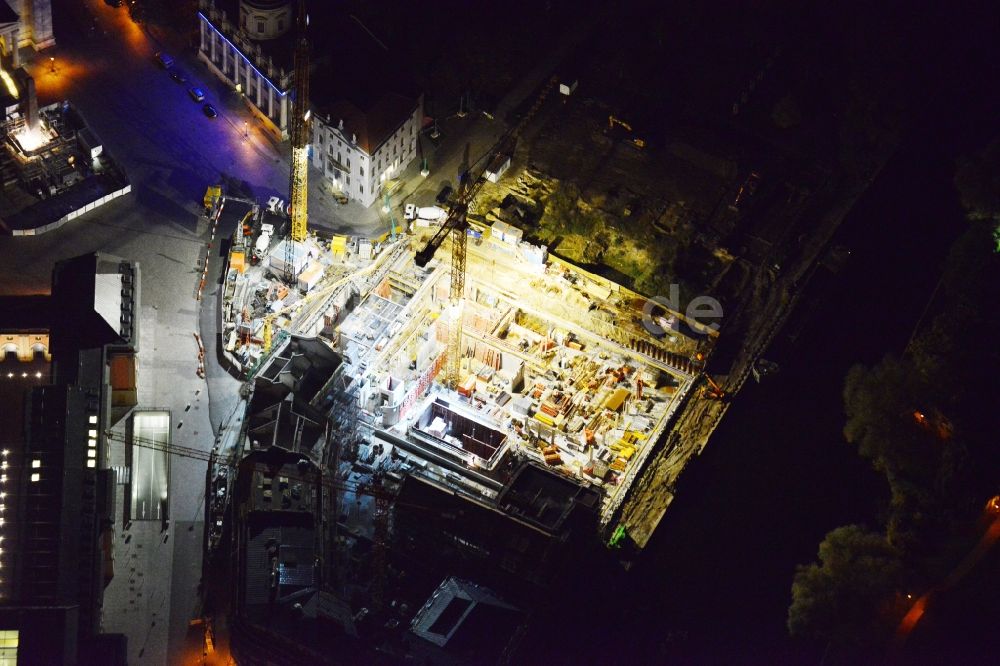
[415,75,559,389]
[251,223,274,265]
[203,184,223,216]
[701,374,726,400]
[607,115,646,149]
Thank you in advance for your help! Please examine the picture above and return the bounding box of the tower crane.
[414,76,558,389]
[285,0,311,280]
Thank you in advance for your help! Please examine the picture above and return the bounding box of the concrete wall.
[10,184,131,236]
[4,0,55,49]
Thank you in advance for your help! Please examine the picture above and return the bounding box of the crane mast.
[288,0,310,247]
[414,76,557,390]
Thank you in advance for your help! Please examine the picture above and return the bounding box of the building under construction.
[219,190,716,659]
[210,31,720,656]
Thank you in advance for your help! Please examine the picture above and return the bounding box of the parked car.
[168,69,187,84]
[155,52,174,68]
[202,104,218,118]
[436,184,453,204]
[188,87,205,102]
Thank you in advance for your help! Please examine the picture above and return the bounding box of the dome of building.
[239,0,293,40]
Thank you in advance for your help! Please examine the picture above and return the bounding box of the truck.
[252,223,274,264]
[417,206,447,223]
[203,185,223,216]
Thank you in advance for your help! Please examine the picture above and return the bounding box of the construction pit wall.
[219,207,409,376]
[341,240,710,517]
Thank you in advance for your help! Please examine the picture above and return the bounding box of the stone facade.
[311,100,423,208]
[3,0,55,51]
[197,3,292,141]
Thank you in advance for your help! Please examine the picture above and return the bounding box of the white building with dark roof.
[311,92,422,208]
[197,0,423,208]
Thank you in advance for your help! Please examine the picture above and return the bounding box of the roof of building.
[237,445,322,514]
[496,462,600,532]
[49,254,133,360]
[410,577,521,653]
[390,475,560,598]
[0,3,18,25]
[0,295,52,330]
[314,93,417,155]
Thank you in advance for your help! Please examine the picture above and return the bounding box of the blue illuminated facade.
[197,7,291,140]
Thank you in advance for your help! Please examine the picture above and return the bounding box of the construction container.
[591,459,609,479]
[330,235,347,255]
[268,240,308,277]
[297,261,323,292]
[503,226,523,245]
[358,239,372,260]
[491,220,512,242]
[604,387,630,411]
[230,251,246,273]
[520,243,547,264]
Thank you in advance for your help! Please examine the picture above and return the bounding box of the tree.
[954,140,1000,221]
[842,359,937,489]
[788,525,904,651]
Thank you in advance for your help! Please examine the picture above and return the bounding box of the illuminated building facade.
[0,0,55,60]
[197,1,292,141]
[0,253,137,665]
[311,92,422,208]
[197,0,423,207]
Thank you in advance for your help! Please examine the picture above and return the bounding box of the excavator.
[701,374,726,400]
[608,115,646,149]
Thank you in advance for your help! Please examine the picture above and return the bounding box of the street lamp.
[243,122,249,140]
[49,57,55,73]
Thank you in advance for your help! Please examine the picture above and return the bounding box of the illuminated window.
[88,439,96,448]
[89,415,98,424]
[31,460,40,469]
[30,473,40,483]
[87,449,96,458]
[87,460,96,469]
[0,629,17,665]
[88,429,97,438]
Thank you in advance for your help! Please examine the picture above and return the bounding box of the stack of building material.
[541,444,562,466]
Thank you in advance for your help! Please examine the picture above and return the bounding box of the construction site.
[189,2,725,660]
[207,146,721,657]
